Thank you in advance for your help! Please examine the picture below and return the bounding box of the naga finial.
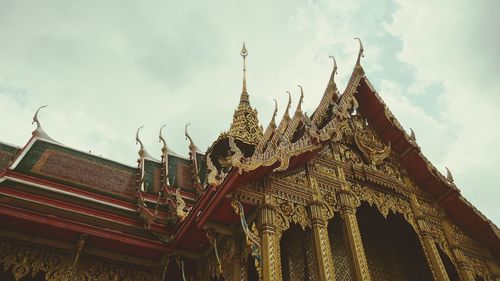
[329,56,338,76]
[136,126,145,151]
[32,105,51,138]
[159,124,167,152]
[354,37,364,67]
[185,123,199,153]
[271,99,278,125]
[296,85,304,112]
[284,91,292,120]
[445,167,454,183]
[185,123,193,144]
[32,105,48,128]
[159,124,170,186]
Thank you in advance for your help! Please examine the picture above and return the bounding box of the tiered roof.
[0,40,498,266]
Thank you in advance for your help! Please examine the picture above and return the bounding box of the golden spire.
[240,42,249,105]
[228,42,263,146]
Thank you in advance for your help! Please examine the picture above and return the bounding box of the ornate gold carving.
[175,187,189,221]
[231,200,262,279]
[354,128,391,165]
[0,240,154,281]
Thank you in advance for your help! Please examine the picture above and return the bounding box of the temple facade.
[0,40,499,281]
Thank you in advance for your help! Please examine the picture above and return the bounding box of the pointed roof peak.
[239,42,250,105]
[185,123,200,153]
[31,105,57,142]
[354,37,364,68]
[328,56,338,81]
[284,91,292,120]
[270,99,278,127]
[135,126,157,161]
[296,85,304,113]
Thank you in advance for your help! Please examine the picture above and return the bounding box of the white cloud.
[387,0,500,223]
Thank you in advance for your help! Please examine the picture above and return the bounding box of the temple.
[1,40,499,281]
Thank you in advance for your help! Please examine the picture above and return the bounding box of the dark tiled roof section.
[144,159,161,194]
[16,140,136,198]
[167,155,195,192]
[0,142,20,170]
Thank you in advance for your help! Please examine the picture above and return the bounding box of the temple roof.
[0,39,498,260]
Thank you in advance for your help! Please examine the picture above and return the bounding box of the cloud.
[386,0,500,223]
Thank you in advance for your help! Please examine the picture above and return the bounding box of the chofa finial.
[284,91,292,120]
[136,126,145,151]
[329,56,338,75]
[296,85,304,112]
[271,99,278,124]
[354,37,364,67]
[185,123,199,153]
[32,105,48,128]
[159,124,167,151]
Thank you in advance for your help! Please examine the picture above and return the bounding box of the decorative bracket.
[231,200,261,278]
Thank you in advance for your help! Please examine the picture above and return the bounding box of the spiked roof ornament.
[354,37,364,67]
[296,85,304,113]
[228,42,263,146]
[270,99,278,128]
[135,126,156,160]
[329,56,338,78]
[185,123,200,152]
[284,91,292,121]
[31,105,56,142]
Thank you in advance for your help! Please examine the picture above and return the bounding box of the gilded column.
[260,200,282,281]
[309,199,335,281]
[410,195,451,281]
[442,222,475,281]
[338,186,372,281]
[335,165,372,281]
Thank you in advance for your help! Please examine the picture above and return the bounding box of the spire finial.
[136,126,145,153]
[185,123,198,152]
[270,99,278,127]
[296,85,304,112]
[241,42,249,97]
[284,91,292,120]
[329,56,338,77]
[354,37,364,67]
[159,124,167,152]
[159,124,170,186]
[32,105,48,129]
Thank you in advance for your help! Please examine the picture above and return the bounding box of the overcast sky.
[1,0,498,224]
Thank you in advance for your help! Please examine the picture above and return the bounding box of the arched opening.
[436,244,460,281]
[327,212,354,280]
[280,224,316,281]
[357,202,433,281]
